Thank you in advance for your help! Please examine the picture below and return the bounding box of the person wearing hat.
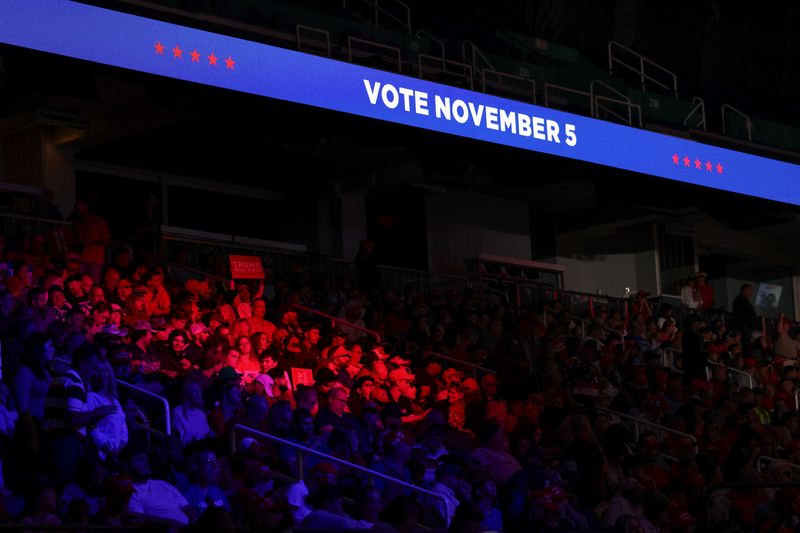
[327,345,354,389]
[387,367,428,424]
[321,328,347,360]
[348,375,375,417]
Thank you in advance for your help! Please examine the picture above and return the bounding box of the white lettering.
[453,100,469,124]
[398,87,414,111]
[415,91,429,116]
[565,124,577,146]
[381,84,399,109]
[518,114,531,136]
[468,102,485,126]
[485,106,499,130]
[364,79,381,105]
[546,120,560,143]
[499,109,516,133]
[435,95,451,120]
[532,116,546,140]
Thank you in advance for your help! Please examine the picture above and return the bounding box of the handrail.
[296,24,331,57]
[347,36,402,73]
[721,103,753,142]
[480,284,511,305]
[342,0,411,33]
[0,212,73,226]
[167,262,229,284]
[755,455,800,473]
[377,263,469,284]
[706,359,754,389]
[418,53,473,89]
[596,407,698,454]
[415,28,445,61]
[608,41,678,97]
[231,424,447,509]
[594,95,643,128]
[291,303,381,342]
[481,68,536,104]
[684,96,706,130]
[462,40,495,74]
[424,351,497,374]
[115,379,171,435]
[589,79,631,122]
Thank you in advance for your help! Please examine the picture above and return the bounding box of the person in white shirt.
[430,463,468,528]
[85,360,127,458]
[172,381,213,444]
[681,277,702,309]
[125,448,194,526]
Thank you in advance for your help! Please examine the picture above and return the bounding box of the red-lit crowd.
[1,230,800,532]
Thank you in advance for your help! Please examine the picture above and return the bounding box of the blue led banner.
[1,0,799,204]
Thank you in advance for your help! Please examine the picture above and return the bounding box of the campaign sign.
[229,255,264,279]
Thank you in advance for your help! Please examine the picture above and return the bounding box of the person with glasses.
[181,450,230,516]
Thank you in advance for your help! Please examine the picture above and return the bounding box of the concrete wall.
[426,192,531,274]
[546,250,659,298]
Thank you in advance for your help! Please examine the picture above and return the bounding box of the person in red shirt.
[695,272,715,311]
[631,290,652,320]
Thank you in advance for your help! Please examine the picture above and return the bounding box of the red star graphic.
[705,161,713,172]
[172,45,183,59]
[155,41,164,55]
[694,158,702,169]
[716,163,724,174]
[672,153,679,165]
[190,49,200,62]
[208,52,218,66]
[225,56,235,70]
[683,156,691,167]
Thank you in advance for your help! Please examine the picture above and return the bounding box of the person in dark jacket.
[681,315,707,383]
[732,284,759,348]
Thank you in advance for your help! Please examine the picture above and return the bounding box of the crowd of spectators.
[1,214,800,532]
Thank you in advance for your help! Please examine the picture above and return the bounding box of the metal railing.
[683,96,706,130]
[343,0,411,33]
[462,40,495,77]
[424,351,498,375]
[296,24,331,57]
[705,359,755,389]
[377,263,470,296]
[115,379,171,435]
[608,41,678,97]
[596,407,698,454]
[756,456,800,474]
[415,28,445,61]
[721,103,753,142]
[347,36,402,73]
[481,68,536,104]
[594,95,643,128]
[590,79,637,126]
[418,53,473,89]
[291,303,381,342]
[230,424,447,515]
